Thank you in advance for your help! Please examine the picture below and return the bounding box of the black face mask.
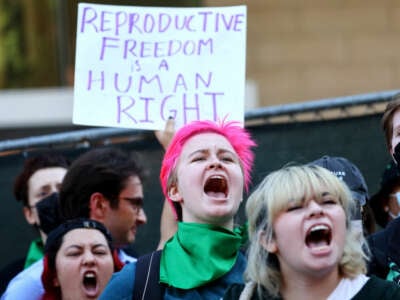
[35,192,62,235]
[394,143,400,167]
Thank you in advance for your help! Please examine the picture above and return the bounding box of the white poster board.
[73,3,247,130]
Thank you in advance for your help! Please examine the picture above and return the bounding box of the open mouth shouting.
[204,175,228,198]
[82,270,100,297]
[305,224,332,254]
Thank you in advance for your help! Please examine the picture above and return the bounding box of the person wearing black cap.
[1,148,145,300]
[310,155,372,236]
[41,218,123,300]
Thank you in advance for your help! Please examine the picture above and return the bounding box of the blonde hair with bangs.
[245,165,368,298]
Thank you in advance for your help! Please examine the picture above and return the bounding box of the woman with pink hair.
[101,120,256,300]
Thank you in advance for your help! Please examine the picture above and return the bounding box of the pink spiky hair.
[160,119,257,219]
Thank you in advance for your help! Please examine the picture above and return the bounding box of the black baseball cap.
[45,218,113,253]
[310,155,369,208]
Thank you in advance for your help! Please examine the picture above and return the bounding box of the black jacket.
[367,217,400,280]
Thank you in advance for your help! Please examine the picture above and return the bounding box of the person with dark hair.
[381,93,400,165]
[59,147,147,251]
[3,148,147,300]
[2,120,175,300]
[100,120,256,300]
[0,152,69,295]
[224,165,400,300]
[367,93,400,284]
[14,152,70,265]
[41,218,123,300]
[369,161,400,230]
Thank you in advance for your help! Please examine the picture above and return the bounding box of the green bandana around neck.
[159,222,244,289]
[24,238,44,268]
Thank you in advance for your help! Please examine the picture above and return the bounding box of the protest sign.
[73,3,247,130]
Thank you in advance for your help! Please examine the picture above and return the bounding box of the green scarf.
[159,222,244,289]
[24,238,44,268]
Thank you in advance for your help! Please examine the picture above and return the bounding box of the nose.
[207,156,222,170]
[136,208,147,225]
[50,184,59,194]
[82,251,96,266]
[307,200,324,218]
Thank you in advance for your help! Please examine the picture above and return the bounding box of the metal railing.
[0,90,398,154]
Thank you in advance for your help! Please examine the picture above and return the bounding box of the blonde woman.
[224,165,400,300]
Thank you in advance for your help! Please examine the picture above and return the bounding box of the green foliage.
[0,0,202,88]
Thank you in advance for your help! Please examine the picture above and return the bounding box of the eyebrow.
[92,243,109,249]
[321,192,332,197]
[188,149,207,158]
[121,197,143,205]
[188,148,236,158]
[65,243,108,250]
[37,185,52,191]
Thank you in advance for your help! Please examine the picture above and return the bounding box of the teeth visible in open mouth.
[310,224,329,232]
[83,272,97,291]
[306,224,332,248]
[204,175,228,197]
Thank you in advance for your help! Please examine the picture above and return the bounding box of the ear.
[53,276,60,287]
[259,230,278,254]
[23,207,36,225]
[168,184,183,203]
[89,192,109,221]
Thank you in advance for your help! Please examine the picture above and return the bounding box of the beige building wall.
[204,0,400,107]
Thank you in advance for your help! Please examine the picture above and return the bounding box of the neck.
[280,267,341,300]
[39,230,47,245]
[181,218,235,231]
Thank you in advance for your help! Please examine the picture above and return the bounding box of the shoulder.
[231,252,247,274]
[353,275,400,299]
[99,261,136,300]
[367,229,391,278]
[370,217,400,247]
[0,258,25,294]
[367,228,388,253]
[1,259,44,300]
[118,249,137,264]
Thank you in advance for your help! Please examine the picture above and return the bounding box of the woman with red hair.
[41,218,123,300]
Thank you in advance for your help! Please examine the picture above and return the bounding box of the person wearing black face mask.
[367,93,400,284]
[35,193,63,236]
[0,153,69,296]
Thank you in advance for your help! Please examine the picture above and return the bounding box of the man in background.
[0,152,69,294]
